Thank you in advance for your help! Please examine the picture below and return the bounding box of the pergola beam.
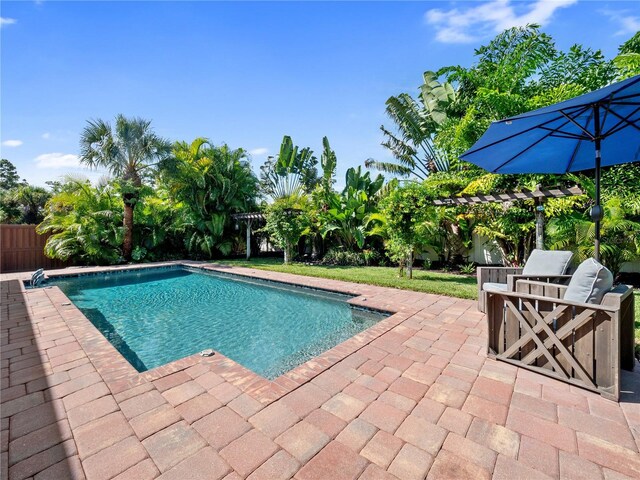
[433,185,584,250]
[432,185,583,206]
[231,212,266,221]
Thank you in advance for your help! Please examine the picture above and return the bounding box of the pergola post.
[535,185,545,250]
[231,212,265,261]
[535,205,545,250]
[246,219,252,260]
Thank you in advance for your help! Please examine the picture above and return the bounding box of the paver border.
[11,261,423,404]
[4,261,640,480]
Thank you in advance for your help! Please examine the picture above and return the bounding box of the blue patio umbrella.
[459,74,640,261]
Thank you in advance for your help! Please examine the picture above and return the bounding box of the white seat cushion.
[483,282,509,293]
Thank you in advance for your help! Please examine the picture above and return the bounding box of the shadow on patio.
[1,279,84,479]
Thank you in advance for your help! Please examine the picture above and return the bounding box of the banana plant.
[366,71,455,179]
[319,136,337,195]
[319,167,385,250]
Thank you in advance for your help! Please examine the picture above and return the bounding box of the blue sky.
[1,1,638,188]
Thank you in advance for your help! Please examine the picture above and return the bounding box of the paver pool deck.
[1,261,640,480]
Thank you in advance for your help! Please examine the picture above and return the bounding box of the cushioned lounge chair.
[485,258,635,400]
[477,249,574,313]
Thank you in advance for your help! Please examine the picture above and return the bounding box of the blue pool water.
[50,267,386,379]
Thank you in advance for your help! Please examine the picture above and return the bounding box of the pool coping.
[12,261,422,405]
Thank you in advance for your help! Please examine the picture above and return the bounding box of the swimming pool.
[49,267,387,379]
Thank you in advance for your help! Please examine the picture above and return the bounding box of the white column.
[246,219,252,260]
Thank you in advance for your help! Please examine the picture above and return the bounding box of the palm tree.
[79,115,171,260]
[365,71,455,179]
[318,166,385,250]
[10,185,51,224]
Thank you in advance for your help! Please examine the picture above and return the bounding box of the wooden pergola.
[231,212,265,260]
[433,185,584,249]
[232,209,302,259]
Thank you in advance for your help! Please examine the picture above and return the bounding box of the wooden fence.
[0,225,70,273]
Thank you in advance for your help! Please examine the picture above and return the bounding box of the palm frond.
[364,160,416,178]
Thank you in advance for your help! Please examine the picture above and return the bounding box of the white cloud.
[425,0,577,44]
[248,147,269,156]
[2,139,23,147]
[34,153,81,169]
[41,132,51,140]
[600,9,640,36]
[0,17,17,28]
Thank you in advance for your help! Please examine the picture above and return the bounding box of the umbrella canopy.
[460,74,640,260]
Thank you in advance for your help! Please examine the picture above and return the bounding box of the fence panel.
[0,225,70,273]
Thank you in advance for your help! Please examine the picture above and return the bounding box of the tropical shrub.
[362,248,381,266]
[320,248,379,267]
[321,249,363,266]
[380,182,437,279]
[131,246,147,262]
[37,177,123,264]
[263,196,310,264]
[473,203,536,266]
[159,139,258,258]
[460,262,476,275]
[133,186,188,260]
[547,171,640,276]
[421,172,482,264]
[305,137,338,258]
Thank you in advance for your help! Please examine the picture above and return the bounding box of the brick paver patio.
[2,262,639,480]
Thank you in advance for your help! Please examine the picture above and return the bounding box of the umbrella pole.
[594,151,601,262]
[593,105,602,262]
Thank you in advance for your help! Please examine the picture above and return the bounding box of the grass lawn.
[215,257,478,299]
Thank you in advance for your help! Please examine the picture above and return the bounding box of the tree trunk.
[121,173,141,262]
[407,250,414,279]
[284,241,290,264]
[123,202,134,261]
